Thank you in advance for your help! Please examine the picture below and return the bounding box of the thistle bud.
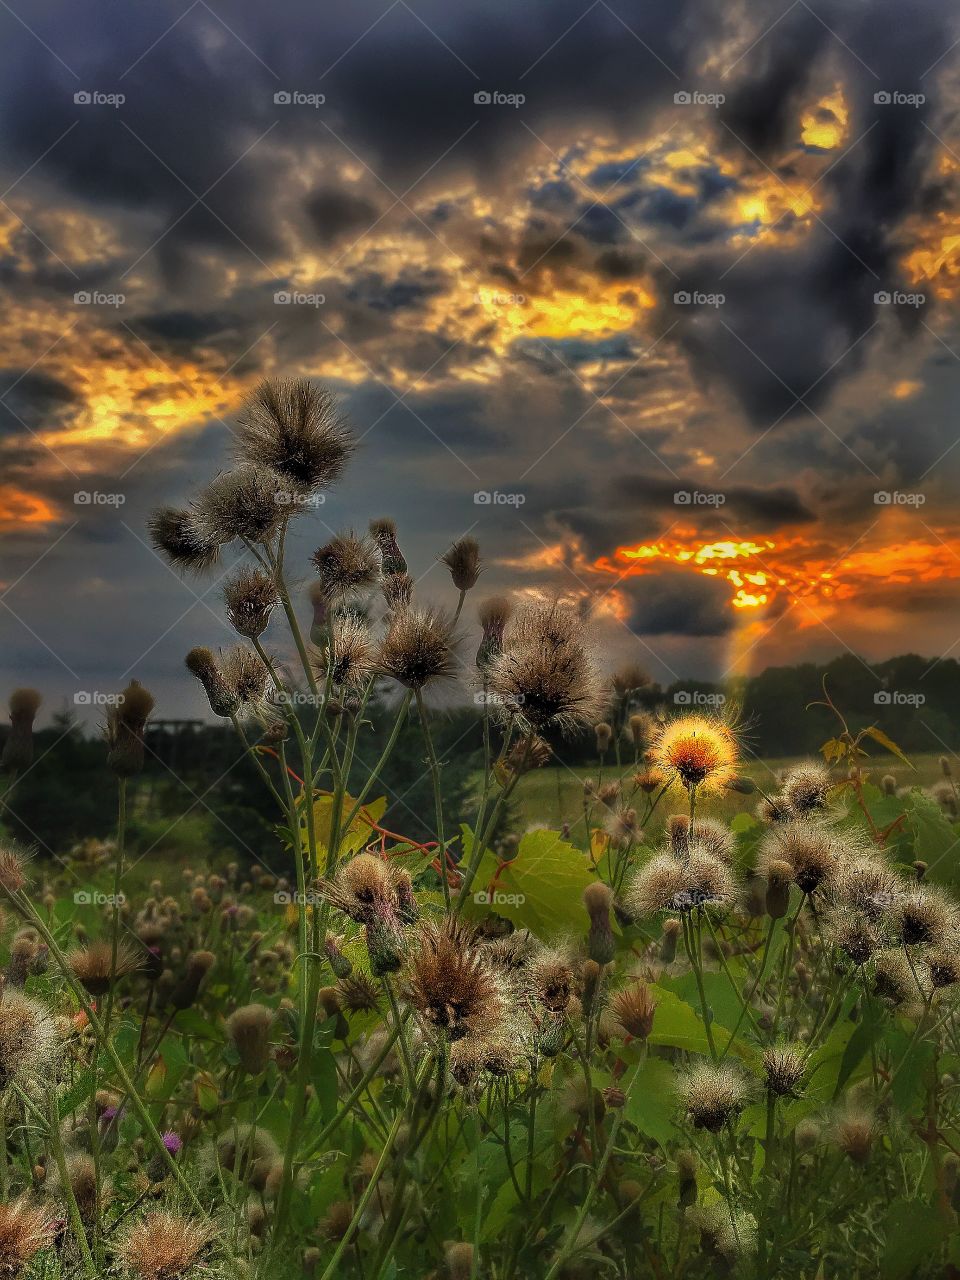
[1,689,41,774]
[941,756,952,779]
[226,1004,274,1075]
[445,1242,474,1280]
[677,1149,698,1207]
[369,518,407,577]
[442,536,481,593]
[881,774,897,796]
[659,917,681,964]
[105,681,155,777]
[724,775,756,795]
[476,596,511,672]
[594,722,613,755]
[583,882,616,965]
[323,933,352,979]
[764,859,792,920]
[169,950,215,1010]
[185,648,239,718]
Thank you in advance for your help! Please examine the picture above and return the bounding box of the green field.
[500,750,951,844]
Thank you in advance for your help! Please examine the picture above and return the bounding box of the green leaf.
[647,985,756,1064]
[460,826,597,940]
[624,1056,678,1147]
[880,1199,946,1279]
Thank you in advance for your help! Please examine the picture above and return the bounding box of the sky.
[1,0,960,723]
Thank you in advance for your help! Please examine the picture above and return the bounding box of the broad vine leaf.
[624,1056,678,1147]
[297,791,387,861]
[861,724,913,768]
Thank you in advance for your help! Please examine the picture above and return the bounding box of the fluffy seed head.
[0,1198,52,1276]
[378,607,456,690]
[611,664,650,696]
[826,911,881,966]
[610,981,657,1040]
[680,1064,748,1132]
[323,615,376,690]
[221,647,269,707]
[223,568,279,638]
[527,949,574,1014]
[896,884,954,947]
[832,1108,874,1164]
[0,992,57,1092]
[442,537,481,592]
[318,853,401,927]
[762,1045,806,1096]
[148,507,220,573]
[195,466,286,545]
[627,849,735,917]
[185,648,239,718]
[653,714,738,792]
[403,920,504,1042]
[226,1004,274,1075]
[119,1210,214,1280]
[758,822,840,895]
[668,815,735,863]
[235,377,352,496]
[69,939,140,996]
[781,762,832,816]
[381,572,414,614]
[312,533,381,602]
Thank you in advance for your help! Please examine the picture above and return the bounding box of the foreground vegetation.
[1,379,959,1279]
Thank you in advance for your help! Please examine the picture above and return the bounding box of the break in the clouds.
[1,0,960,717]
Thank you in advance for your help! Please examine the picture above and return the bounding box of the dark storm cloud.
[621,569,734,637]
[0,370,80,436]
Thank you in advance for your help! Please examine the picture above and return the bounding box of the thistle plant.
[0,378,958,1278]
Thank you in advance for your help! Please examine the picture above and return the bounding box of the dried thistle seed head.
[54,1152,107,1223]
[832,1108,874,1165]
[895,884,954,947]
[69,940,140,996]
[1,689,42,774]
[610,980,657,1041]
[221,647,269,707]
[688,1203,757,1263]
[185,648,240,718]
[195,465,287,546]
[378,606,457,690]
[223,567,279,639]
[583,881,616,964]
[527,948,574,1013]
[403,920,505,1042]
[781,762,832,816]
[762,1045,806,1097]
[928,945,960,989]
[605,805,640,848]
[486,606,605,737]
[318,853,402,925]
[381,571,414,614]
[659,917,681,963]
[169,950,216,1010]
[226,1004,275,1075]
[445,1241,474,1280]
[476,595,513,668]
[0,1197,52,1275]
[148,506,221,574]
[0,843,30,895]
[594,722,613,754]
[312,532,381,603]
[449,1034,486,1088]
[633,766,665,794]
[105,681,156,778]
[758,822,840,895]
[336,972,380,1014]
[442,536,481,593]
[503,735,552,778]
[482,928,537,975]
[0,991,58,1092]
[215,1124,278,1181]
[627,711,654,750]
[119,1210,215,1280]
[654,713,739,793]
[873,948,928,1005]
[627,854,688,918]
[679,1063,748,1132]
[322,615,375,690]
[882,774,897,796]
[235,377,352,496]
[756,794,790,823]
[597,781,621,808]
[611,664,650,697]
[826,910,881,966]
[834,856,899,922]
[667,815,735,863]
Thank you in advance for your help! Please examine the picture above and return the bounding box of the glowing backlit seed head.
[653,714,738,793]
[781,762,832,816]
[118,1210,215,1280]
[235,377,353,497]
[679,1064,748,1132]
